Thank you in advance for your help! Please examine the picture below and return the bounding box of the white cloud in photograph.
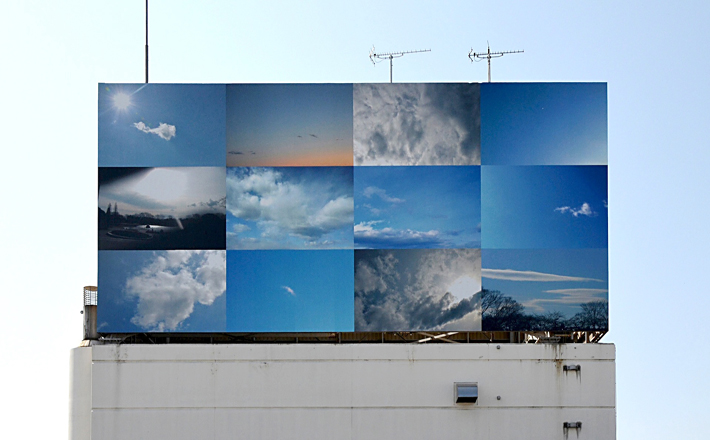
[133,121,176,141]
[125,250,226,331]
[353,83,480,165]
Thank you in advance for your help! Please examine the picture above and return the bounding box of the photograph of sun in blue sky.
[98,84,226,167]
[481,249,608,331]
[98,250,227,333]
[226,84,353,167]
[226,250,354,332]
[226,167,353,249]
[482,165,607,249]
[98,167,226,250]
[354,166,480,249]
[355,249,481,331]
[353,83,480,165]
[481,83,607,165]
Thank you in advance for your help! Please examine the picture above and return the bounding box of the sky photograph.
[98,167,226,250]
[355,249,481,331]
[354,165,480,248]
[482,248,608,328]
[226,166,353,249]
[98,250,227,333]
[226,250,354,332]
[353,83,480,165]
[482,165,607,249]
[226,83,353,166]
[98,83,226,167]
[481,83,607,165]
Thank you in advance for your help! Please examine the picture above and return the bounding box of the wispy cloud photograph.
[98,84,226,167]
[226,250,354,332]
[226,167,353,249]
[98,250,227,333]
[481,83,607,165]
[354,166,481,248]
[98,167,226,250]
[481,249,608,331]
[353,83,480,165]
[482,165,607,248]
[355,249,481,331]
[226,84,353,166]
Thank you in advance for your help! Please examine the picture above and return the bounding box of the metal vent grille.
[83,286,98,306]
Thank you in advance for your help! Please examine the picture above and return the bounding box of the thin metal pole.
[487,46,491,82]
[389,56,393,83]
[145,0,149,83]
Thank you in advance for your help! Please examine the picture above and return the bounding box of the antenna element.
[369,46,431,83]
[469,43,523,82]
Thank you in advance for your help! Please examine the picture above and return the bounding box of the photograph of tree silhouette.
[98,167,226,250]
[481,249,608,331]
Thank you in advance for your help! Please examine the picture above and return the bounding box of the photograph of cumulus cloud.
[355,249,482,331]
[354,166,481,249]
[98,250,226,333]
[353,83,480,165]
[226,84,353,167]
[482,165,607,249]
[226,250,354,332]
[481,249,608,331]
[98,167,226,250]
[481,83,607,165]
[226,167,353,249]
[98,84,226,167]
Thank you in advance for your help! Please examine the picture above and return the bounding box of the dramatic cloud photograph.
[98,83,226,167]
[226,84,353,166]
[98,250,227,333]
[98,167,226,250]
[226,167,353,249]
[482,165,607,249]
[355,249,482,331]
[353,83,480,165]
[226,250,354,332]
[481,82,607,165]
[481,249,608,331]
[354,166,481,248]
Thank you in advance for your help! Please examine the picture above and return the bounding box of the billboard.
[98,82,607,333]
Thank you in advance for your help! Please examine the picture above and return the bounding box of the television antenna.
[369,46,431,83]
[469,42,523,82]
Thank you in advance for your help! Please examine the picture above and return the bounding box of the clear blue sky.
[481,83,607,165]
[226,250,354,332]
[3,1,710,438]
[99,83,226,166]
[354,166,481,248]
[482,166,608,248]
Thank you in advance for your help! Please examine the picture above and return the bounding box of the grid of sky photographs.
[97,82,607,333]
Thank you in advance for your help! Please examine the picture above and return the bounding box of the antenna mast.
[145,0,149,83]
[369,47,431,83]
[469,42,523,82]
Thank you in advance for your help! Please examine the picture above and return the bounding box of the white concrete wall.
[70,343,615,440]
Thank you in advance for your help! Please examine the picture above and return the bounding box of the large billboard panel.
[97,82,607,333]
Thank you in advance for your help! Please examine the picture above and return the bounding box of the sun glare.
[447,275,481,304]
[113,92,131,111]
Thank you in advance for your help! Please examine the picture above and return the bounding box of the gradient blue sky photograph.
[481,83,607,165]
[227,83,353,166]
[354,166,480,248]
[482,248,607,318]
[226,167,353,249]
[226,250,354,332]
[355,249,481,331]
[98,250,227,333]
[482,165,607,248]
[99,83,226,167]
